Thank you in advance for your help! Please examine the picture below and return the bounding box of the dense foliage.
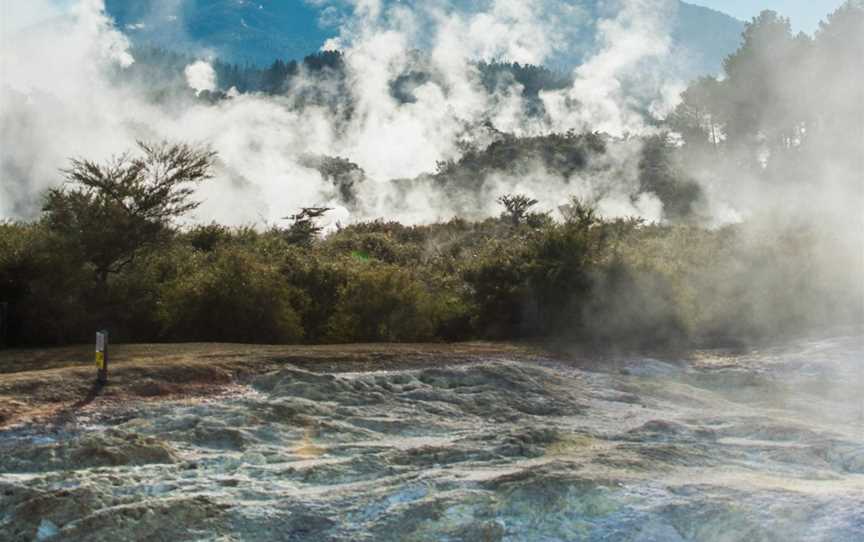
[1,197,856,348]
[670,4,864,176]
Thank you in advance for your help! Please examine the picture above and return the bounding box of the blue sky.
[3,0,849,36]
[687,0,849,33]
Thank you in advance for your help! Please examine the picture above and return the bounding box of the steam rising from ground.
[184,60,216,95]
[1,0,682,225]
[542,0,682,134]
[0,0,861,251]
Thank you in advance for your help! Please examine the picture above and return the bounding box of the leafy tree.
[299,155,365,205]
[815,1,864,61]
[437,131,605,188]
[302,50,345,72]
[669,76,725,154]
[671,1,863,185]
[559,197,598,228]
[477,60,572,115]
[638,135,703,221]
[722,11,797,148]
[43,141,216,282]
[498,194,539,226]
[811,1,864,156]
[284,207,333,246]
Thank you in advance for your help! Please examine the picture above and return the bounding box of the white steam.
[184,60,216,95]
[1,0,692,225]
[542,0,680,136]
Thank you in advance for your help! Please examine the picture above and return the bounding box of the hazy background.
[689,0,848,32]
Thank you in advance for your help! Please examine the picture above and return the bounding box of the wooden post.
[95,330,109,385]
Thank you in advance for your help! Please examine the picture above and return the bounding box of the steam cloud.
[0,0,860,242]
[184,60,217,95]
[0,0,688,225]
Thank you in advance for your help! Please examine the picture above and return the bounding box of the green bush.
[0,223,94,344]
[526,215,605,335]
[183,223,232,252]
[280,252,350,343]
[3,197,860,349]
[325,231,420,264]
[325,264,444,342]
[462,239,535,338]
[157,246,303,343]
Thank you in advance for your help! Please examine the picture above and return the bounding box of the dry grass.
[0,342,537,428]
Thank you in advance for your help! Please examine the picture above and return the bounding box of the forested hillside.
[105,0,743,75]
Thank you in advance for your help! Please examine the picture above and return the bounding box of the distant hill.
[105,0,327,66]
[673,2,745,75]
[105,0,743,77]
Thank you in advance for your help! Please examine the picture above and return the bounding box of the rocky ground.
[1,336,863,541]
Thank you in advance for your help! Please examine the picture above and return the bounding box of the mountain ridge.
[105,0,744,77]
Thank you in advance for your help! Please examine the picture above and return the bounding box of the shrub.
[157,246,303,343]
[325,264,443,342]
[526,217,605,335]
[462,239,535,338]
[324,231,421,264]
[184,223,232,252]
[0,223,94,345]
[280,252,350,343]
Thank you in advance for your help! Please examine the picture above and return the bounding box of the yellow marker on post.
[95,330,109,384]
